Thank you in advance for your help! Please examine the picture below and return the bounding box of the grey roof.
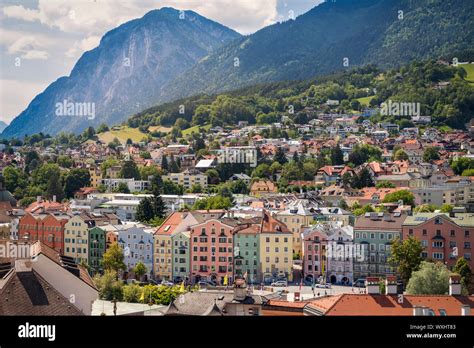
[161,291,263,316]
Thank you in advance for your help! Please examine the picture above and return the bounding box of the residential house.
[403,213,474,270]
[18,212,69,254]
[64,215,94,264]
[171,231,191,283]
[302,223,354,285]
[259,211,293,283]
[88,226,106,274]
[190,218,237,284]
[118,226,154,279]
[353,212,406,278]
[250,179,277,196]
[163,169,208,190]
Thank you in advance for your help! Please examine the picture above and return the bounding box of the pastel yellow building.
[259,211,293,282]
[64,215,90,264]
[88,166,103,188]
[276,203,314,258]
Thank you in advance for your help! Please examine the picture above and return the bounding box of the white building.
[118,226,154,277]
[101,178,150,193]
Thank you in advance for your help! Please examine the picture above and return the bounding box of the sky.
[0,0,323,125]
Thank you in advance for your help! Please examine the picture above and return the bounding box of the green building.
[171,231,190,282]
[88,226,106,274]
[353,212,405,278]
[234,228,260,284]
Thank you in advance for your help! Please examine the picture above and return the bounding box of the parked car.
[161,280,174,287]
[198,280,216,288]
[315,283,331,289]
[353,278,366,288]
[126,279,138,285]
[271,280,288,287]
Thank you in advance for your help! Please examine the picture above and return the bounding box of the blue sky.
[0,0,323,125]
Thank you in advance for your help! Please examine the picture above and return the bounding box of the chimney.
[233,278,247,301]
[449,275,462,296]
[461,305,471,316]
[385,276,397,295]
[366,277,380,295]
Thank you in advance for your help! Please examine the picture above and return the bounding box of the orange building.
[18,212,69,253]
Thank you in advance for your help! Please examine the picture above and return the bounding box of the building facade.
[171,231,190,282]
[353,212,406,279]
[88,226,106,274]
[403,213,474,270]
[190,218,236,284]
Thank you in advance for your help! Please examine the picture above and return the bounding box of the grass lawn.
[460,63,474,83]
[182,124,211,136]
[149,125,172,133]
[356,96,374,106]
[98,126,147,144]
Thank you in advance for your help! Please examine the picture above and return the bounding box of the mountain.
[158,0,474,102]
[0,121,8,133]
[2,7,240,138]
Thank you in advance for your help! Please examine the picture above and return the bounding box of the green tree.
[406,261,451,295]
[382,189,415,206]
[151,194,166,219]
[97,123,109,133]
[102,243,126,279]
[136,197,154,222]
[439,204,454,213]
[3,166,28,194]
[46,173,64,201]
[133,262,147,281]
[451,157,474,175]
[453,257,471,292]
[93,270,123,301]
[273,147,287,165]
[122,284,142,303]
[393,149,409,161]
[376,180,395,188]
[423,147,440,162]
[192,196,233,210]
[389,237,424,286]
[64,168,90,198]
[120,161,140,180]
[113,182,130,193]
[56,155,73,168]
[330,144,344,165]
[161,155,169,172]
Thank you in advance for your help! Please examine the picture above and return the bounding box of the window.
[409,229,413,235]
[465,230,470,237]
[432,241,443,248]
[422,229,427,236]
[450,230,455,237]
[435,217,442,224]
[432,252,444,260]
[464,242,471,249]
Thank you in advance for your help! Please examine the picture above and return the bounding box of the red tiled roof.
[306,294,474,316]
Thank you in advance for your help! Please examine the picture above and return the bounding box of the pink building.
[190,218,238,284]
[302,224,354,285]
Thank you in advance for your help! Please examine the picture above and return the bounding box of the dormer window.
[435,217,442,225]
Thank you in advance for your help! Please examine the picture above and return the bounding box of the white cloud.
[7,36,49,60]
[65,35,101,58]
[2,4,42,22]
[3,0,279,35]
